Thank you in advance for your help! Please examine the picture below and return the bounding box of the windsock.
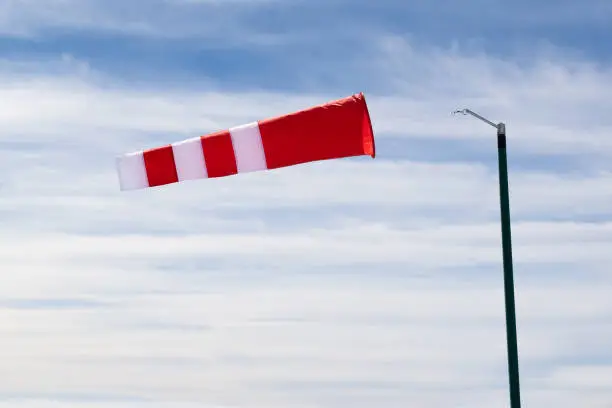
[116,92,375,191]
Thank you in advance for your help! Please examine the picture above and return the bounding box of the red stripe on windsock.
[201,130,238,178]
[143,145,179,187]
[258,93,375,170]
[116,92,375,191]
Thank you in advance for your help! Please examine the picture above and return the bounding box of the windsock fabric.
[116,92,375,191]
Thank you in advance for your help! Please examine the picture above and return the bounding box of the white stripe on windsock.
[116,93,375,191]
[172,136,208,181]
[116,151,148,191]
[229,122,268,173]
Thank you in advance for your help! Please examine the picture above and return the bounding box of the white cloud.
[2,0,611,43]
[0,0,295,44]
[1,276,612,407]
[368,36,612,155]
[3,37,612,158]
[2,221,612,268]
[1,24,612,408]
[545,365,612,389]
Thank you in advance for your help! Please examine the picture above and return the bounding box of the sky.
[1,0,612,407]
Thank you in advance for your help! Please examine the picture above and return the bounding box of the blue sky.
[1,0,612,407]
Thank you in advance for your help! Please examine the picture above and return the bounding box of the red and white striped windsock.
[116,92,376,191]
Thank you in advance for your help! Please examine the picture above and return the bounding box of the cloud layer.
[1,1,612,407]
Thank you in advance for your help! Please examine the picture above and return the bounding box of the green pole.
[496,122,522,408]
[452,109,522,408]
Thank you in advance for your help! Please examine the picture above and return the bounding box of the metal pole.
[453,109,522,408]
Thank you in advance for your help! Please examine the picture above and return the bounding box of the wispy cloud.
[0,0,296,43]
[3,0,611,40]
[3,34,612,155]
[1,1,612,407]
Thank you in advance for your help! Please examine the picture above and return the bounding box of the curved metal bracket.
[452,108,500,130]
